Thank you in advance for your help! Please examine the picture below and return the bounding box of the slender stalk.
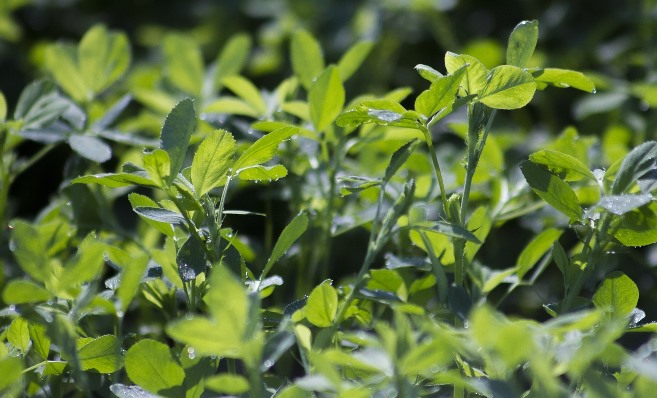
[11,143,58,182]
[422,127,449,216]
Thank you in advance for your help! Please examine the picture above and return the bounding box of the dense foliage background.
[2,0,657,397]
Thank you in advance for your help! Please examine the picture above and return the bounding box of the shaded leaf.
[68,135,112,163]
[205,374,250,394]
[520,161,583,220]
[2,279,52,304]
[222,75,266,115]
[385,139,419,182]
[611,141,657,195]
[411,221,481,243]
[529,149,595,181]
[160,98,197,184]
[176,236,207,282]
[506,20,538,68]
[72,172,158,189]
[262,211,309,278]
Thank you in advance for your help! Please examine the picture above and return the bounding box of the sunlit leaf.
[520,161,583,220]
[309,66,345,132]
[191,129,236,196]
[125,339,185,394]
[478,65,536,109]
[305,280,338,328]
[593,271,639,319]
[163,34,204,96]
[160,98,196,184]
[291,30,324,90]
[506,20,538,68]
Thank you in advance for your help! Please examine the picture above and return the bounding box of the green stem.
[11,143,58,182]
[422,127,449,216]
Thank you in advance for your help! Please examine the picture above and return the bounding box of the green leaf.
[204,266,250,329]
[214,33,252,89]
[611,141,657,195]
[205,374,250,394]
[411,221,481,243]
[28,323,50,360]
[592,271,639,319]
[0,91,6,121]
[529,149,595,182]
[128,193,175,236]
[160,98,196,183]
[338,176,382,196]
[305,280,338,328]
[506,20,538,68]
[45,43,88,102]
[444,52,488,95]
[222,75,267,115]
[203,97,259,117]
[191,129,236,196]
[291,30,324,90]
[177,236,207,282]
[520,161,583,221]
[237,164,288,182]
[0,357,22,390]
[415,66,466,118]
[399,339,453,376]
[133,206,186,225]
[611,202,657,247]
[125,339,185,394]
[233,126,297,171]
[261,211,309,279]
[58,235,105,287]
[10,220,49,283]
[78,24,131,96]
[531,68,596,93]
[309,66,345,132]
[163,34,204,96]
[415,64,443,82]
[337,41,374,81]
[68,135,112,163]
[596,193,653,216]
[2,279,52,304]
[478,65,536,109]
[8,317,30,352]
[15,80,69,130]
[384,139,419,182]
[167,317,242,358]
[72,172,158,188]
[516,228,563,279]
[77,335,123,373]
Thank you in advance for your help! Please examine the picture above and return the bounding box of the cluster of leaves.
[2,15,657,398]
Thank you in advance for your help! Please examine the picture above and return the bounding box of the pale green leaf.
[611,202,657,247]
[593,271,639,319]
[532,68,596,93]
[8,317,30,352]
[291,30,324,90]
[444,52,488,95]
[506,20,538,68]
[10,220,50,282]
[77,335,123,373]
[516,228,563,279]
[45,43,88,102]
[214,33,252,89]
[415,64,443,82]
[166,317,242,358]
[28,323,50,360]
[233,126,297,171]
[305,280,338,328]
[78,24,131,95]
[205,374,250,394]
[237,164,288,182]
[309,66,345,132]
[133,206,186,225]
[222,75,266,115]
[478,65,536,109]
[0,357,22,390]
[2,279,52,304]
[529,149,595,181]
[203,97,259,117]
[116,253,150,313]
[0,91,6,121]
[203,266,249,332]
[125,339,185,394]
[72,172,158,189]
[415,66,466,118]
[163,34,204,96]
[337,41,374,81]
[128,193,175,236]
[191,129,236,196]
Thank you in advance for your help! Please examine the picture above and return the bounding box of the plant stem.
[422,127,449,216]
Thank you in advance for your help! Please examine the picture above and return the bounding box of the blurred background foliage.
[1,0,657,327]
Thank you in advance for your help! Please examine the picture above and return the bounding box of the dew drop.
[8,305,15,312]
[592,88,597,94]
[263,359,273,369]
[187,347,196,360]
